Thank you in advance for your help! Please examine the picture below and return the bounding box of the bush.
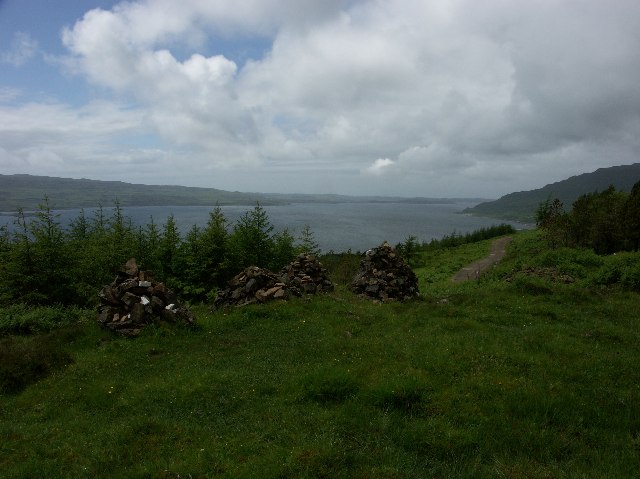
[586,252,640,289]
[535,248,603,279]
[0,304,88,335]
[621,262,640,291]
[0,334,73,394]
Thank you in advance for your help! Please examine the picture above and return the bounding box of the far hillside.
[0,174,286,212]
[464,163,640,222]
[0,174,484,212]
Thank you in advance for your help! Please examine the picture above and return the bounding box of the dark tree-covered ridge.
[464,163,640,222]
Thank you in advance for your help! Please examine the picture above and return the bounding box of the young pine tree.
[296,224,321,257]
[199,206,230,286]
[270,228,296,270]
[6,198,74,304]
[227,203,274,270]
[159,214,181,279]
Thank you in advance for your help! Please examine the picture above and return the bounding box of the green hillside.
[2,231,640,477]
[0,174,279,212]
[464,163,640,222]
[0,174,484,212]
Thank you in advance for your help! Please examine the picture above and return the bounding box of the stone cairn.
[214,254,334,308]
[280,254,335,296]
[350,242,420,302]
[97,258,195,336]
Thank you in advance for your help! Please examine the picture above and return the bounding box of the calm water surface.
[0,202,528,253]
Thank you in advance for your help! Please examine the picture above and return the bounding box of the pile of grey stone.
[214,254,334,308]
[350,242,420,302]
[280,254,335,295]
[97,258,195,336]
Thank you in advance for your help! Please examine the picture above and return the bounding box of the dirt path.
[452,236,513,283]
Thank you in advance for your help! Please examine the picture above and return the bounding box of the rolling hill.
[0,174,279,212]
[0,174,485,212]
[464,163,640,222]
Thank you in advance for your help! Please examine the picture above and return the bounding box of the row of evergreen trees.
[536,181,640,254]
[395,224,516,267]
[0,199,321,306]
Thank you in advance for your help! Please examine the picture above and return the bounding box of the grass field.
[1,231,640,478]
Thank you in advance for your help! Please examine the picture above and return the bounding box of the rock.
[129,302,146,324]
[96,258,195,337]
[350,242,419,302]
[265,286,281,297]
[151,295,165,313]
[98,285,121,305]
[122,258,139,277]
[214,266,282,308]
[213,254,334,308]
[120,291,139,307]
[278,254,334,297]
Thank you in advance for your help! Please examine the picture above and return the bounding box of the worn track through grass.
[452,236,513,282]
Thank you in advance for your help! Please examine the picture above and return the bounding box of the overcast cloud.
[1,0,640,197]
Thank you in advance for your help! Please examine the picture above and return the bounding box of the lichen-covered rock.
[350,242,419,302]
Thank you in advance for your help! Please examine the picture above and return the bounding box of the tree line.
[536,181,640,254]
[0,200,321,307]
[395,224,516,267]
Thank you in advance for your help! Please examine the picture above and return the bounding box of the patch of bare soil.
[452,236,513,283]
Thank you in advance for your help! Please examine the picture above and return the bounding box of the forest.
[536,181,640,253]
[0,200,321,307]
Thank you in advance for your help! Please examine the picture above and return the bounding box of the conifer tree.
[625,181,640,251]
[200,206,230,286]
[159,214,181,278]
[296,224,321,256]
[227,203,274,270]
[271,228,296,270]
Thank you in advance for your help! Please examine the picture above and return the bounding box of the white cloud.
[1,0,638,197]
[0,99,156,176]
[0,87,21,103]
[1,32,38,67]
[366,158,395,176]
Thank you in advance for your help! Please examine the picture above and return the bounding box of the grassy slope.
[1,232,640,478]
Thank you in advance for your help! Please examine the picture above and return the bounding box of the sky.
[1,0,639,199]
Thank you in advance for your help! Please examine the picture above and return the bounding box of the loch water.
[0,202,529,253]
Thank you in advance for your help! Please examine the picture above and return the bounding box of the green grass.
[1,232,640,478]
[414,239,493,287]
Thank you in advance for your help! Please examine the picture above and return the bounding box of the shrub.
[586,252,640,289]
[621,262,640,291]
[0,304,88,335]
[0,334,73,394]
[535,248,603,279]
